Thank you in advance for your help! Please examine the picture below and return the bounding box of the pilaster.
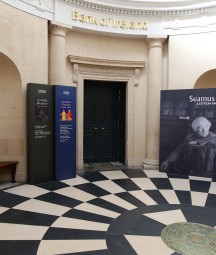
[49,21,72,85]
[143,35,167,170]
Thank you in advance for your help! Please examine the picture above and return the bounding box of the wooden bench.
[0,161,18,183]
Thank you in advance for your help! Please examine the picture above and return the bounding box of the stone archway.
[0,52,23,182]
[194,69,216,88]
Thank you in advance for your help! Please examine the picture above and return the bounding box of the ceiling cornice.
[68,55,146,68]
[63,0,216,16]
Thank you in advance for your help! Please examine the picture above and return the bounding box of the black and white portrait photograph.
[160,88,216,178]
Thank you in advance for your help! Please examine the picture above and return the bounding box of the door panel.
[118,84,126,162]
[84,80,125,163]
[84,133,97,160]
[84,85,98,161]
[99,85,118,161]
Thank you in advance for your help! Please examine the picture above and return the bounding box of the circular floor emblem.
[161,222,216,255]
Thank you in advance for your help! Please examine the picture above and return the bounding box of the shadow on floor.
[82,162,128,172]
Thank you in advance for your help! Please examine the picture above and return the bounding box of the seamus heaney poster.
[160,88,216,178]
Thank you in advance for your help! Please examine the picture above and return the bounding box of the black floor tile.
[167,173,189,179]
[106,234,137,255]
[0,191,29,208]
[89,198,127,214]
[181,205,216,227]
[61,250,110,255]
[78,172,109,182]
[107,207,147,235]
[122,169,147,178]
[35,181,69,191]
[43,227,106,240]
[113,179,141,191]
[107,205,169,236]
[116,192,145,207]
[0,241,40,255]
[129,214,166,236]
[63,209,114,224]
[75,183,110,197]
[36,192,82,208]
[150,178,173,190]
[0,209,57,226]
[205,194,216,208]
[144,190,169,204]
[189,180,211,193]
[175,190,192,205]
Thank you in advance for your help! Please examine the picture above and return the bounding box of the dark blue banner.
[55,85,76,180]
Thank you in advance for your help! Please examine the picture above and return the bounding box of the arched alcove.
[0,52,23,181]
[194,69,216,89]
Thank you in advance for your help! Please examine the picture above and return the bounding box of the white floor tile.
[0,223,48,240]
[93,180,125,194]
[189,176,212,182]
[169,178,190,191]
[5,184,49,198]
[159,190,180,204]
[144,170,167,178]
[61,176,89,186]
[125,235,174,255]
[100,170,128,180]
[129,190,157,205]
[13,199,70,216]
[101,194,137,210]
[0,206,9,214]
[131,178,157,190]
[143,209,187,225]
[191,191,208,207]
[51,217,109,231]
[55,186,96,202]
[37,240,107,255]
[74,202,120,218]
[209,182,216,195]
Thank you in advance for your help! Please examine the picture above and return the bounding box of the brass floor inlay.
[161,222,216,255]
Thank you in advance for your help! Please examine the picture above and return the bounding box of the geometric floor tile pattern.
[0,169,216,254]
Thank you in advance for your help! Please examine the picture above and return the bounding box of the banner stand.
[160,88,216,179]
[27,83,55,184]
[55,85,76,181]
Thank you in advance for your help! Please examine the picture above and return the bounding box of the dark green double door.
[84,80,126,163]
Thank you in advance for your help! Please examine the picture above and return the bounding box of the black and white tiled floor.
[0,169,216,255]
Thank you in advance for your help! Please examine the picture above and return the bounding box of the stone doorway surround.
[68,55,145,170]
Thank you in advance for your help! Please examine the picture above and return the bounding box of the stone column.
[49,22,71,85]
[143,35,167,169]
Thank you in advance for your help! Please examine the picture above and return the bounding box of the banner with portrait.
[160,88,216,178]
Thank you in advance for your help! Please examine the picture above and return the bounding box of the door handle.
[94,127,98,130]
[102,127,104,130]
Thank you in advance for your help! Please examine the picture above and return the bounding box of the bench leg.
[11,165,17,183]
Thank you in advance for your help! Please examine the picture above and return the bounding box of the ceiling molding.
[68,55,146,68]
[62,0,216,16]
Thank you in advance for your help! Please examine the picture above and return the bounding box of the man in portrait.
[160,117,216,177]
